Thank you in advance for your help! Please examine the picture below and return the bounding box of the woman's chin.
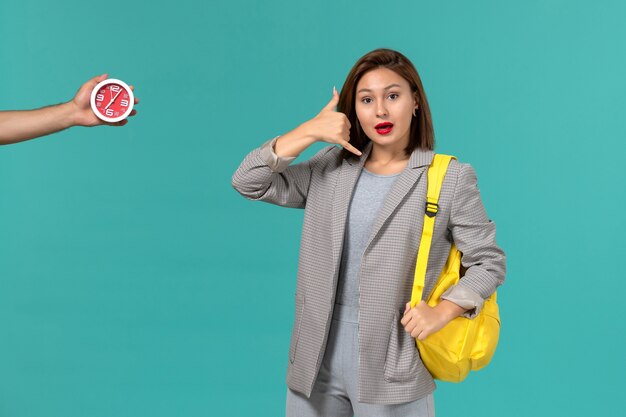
[367,134,407,148]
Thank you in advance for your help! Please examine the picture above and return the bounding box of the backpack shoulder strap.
[410,154,457,307]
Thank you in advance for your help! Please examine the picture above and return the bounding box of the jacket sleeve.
[440,163,506,319]
[231,136,336,208]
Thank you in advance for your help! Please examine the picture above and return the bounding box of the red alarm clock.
[90,78,134,123]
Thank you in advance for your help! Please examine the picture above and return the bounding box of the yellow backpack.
[410,154,500,383]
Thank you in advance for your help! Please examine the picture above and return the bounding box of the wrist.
[295,120,317,145]
[59,101,80,128]
[434,300,466,323]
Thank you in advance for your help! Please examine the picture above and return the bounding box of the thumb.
[322,86,339,112]
[81,73,107,93]
[404,302,411,314]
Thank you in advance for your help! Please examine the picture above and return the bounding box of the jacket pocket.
[383,310,419,383]
[289,293,305,364]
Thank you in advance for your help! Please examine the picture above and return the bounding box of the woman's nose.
[376,102,388,117]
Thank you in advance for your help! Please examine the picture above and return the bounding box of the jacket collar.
[330,140,434,284]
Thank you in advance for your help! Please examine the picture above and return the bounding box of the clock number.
[96,94,105,102]
[110,85,121,93]
[120,99,129,107]
[105,109,114,117]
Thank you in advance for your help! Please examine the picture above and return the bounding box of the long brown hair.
[337,48,435,161]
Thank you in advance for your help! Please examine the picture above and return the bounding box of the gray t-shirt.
[334,167,401,307]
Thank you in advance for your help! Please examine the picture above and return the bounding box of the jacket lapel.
[365,147,434,253]
[331,145,369,272]
[331,141,435,276]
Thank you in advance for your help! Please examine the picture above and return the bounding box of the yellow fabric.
[410,154,500,383]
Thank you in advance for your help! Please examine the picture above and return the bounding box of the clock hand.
[105,89,123,110]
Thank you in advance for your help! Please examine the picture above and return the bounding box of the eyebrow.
[357,83,402,94]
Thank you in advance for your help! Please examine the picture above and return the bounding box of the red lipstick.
[375,122,394,135]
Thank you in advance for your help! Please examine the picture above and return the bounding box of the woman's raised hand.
[303,87,362,156]
[272,87,362,159]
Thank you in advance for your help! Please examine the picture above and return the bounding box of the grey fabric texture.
[231,136,506,404]
[335,168,400,308]
[286,304,435,416]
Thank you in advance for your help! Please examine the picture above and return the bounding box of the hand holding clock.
[76,73,138,126]
[0,73,139,145]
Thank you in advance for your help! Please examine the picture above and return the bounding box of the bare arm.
[0,74,139,146]
[0,103,81,145]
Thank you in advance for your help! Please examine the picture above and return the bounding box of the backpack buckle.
[425,201,438,217]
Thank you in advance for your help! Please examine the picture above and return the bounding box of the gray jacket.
[231,136,506,404]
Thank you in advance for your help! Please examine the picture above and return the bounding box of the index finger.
[88,73,108,87]
[400,312,410,326]
[340,141,362,156]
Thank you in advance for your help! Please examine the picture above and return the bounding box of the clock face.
[90,78,134,123]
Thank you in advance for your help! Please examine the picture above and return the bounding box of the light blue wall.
[1,1,623,415]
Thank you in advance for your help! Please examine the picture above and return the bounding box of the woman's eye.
[361,97,372,104]
[388,93,399,100]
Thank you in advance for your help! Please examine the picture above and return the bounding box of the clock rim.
[89,78,135,123]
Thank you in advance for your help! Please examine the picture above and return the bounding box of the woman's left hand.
[400,300,466,341]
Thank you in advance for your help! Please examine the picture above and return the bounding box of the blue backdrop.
[1,1,624,416]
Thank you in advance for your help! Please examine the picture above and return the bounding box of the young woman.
[232,48,506,417]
